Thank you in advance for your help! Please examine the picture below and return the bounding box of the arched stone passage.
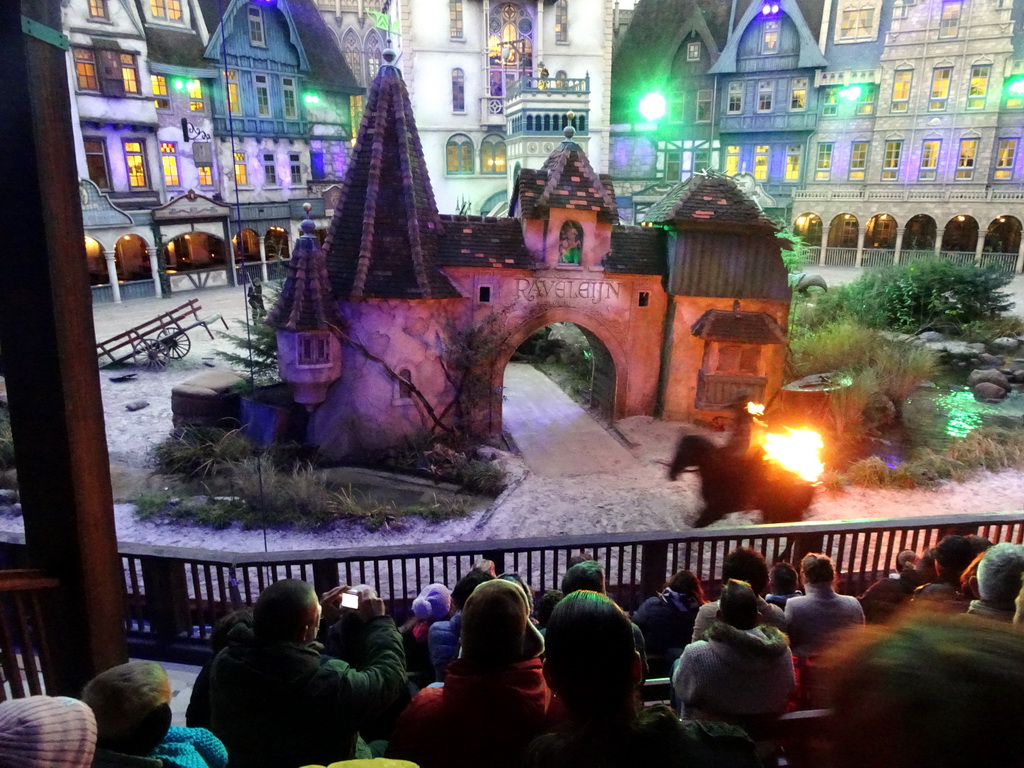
[84,236,107,285]
[793,213,821,246]
[904,214,936,251]
[491,309,630,433]
[114,234,151,281]
[986,216,1021,254]
[234,228,261,262]
[828,213,858,248]
[164,232,227,272]
[264,227,289,260]
[866,214,897,248]
[942,215,978,252]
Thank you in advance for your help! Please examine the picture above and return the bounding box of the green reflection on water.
[934,389,988,439]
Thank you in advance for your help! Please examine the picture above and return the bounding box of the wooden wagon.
[96,299,228,370]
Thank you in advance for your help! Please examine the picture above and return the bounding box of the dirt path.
[502,362,637,478]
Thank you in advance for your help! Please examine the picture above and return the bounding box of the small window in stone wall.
[398,369,414,401]
[557,219,584,265]
[716,344,760,375]
[638,291,650,307]
[297,333,331,367]
[478,285,492,303]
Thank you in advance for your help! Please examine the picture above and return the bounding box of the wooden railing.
[0,570,59,699]
[1,512,1021,663]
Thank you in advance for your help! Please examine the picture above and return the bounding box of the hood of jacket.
[442,657,551,721]
[705,621,791,669]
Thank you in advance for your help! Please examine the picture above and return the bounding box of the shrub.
[216,285,281,386]
[802,260,1012,333]
[152,427,254,479]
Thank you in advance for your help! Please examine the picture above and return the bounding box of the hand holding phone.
[340,591,360,609]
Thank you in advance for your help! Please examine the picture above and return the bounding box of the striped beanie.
[0,695,97,768]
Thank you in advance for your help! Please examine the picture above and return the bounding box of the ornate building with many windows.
[63,0,361,301]
[316,0,622,216]
[611,0,1024,274]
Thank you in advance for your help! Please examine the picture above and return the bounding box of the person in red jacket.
[387,579,557,768]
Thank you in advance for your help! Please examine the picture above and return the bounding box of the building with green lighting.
[63,0,362,302]
[611,0,1024,274]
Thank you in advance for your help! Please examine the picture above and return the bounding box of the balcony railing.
[718,112,818,134]
[795,186,1024,203]
[0,570,60,699]
[505,76,590,100]
[6,513,1021,663]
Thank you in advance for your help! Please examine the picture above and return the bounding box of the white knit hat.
[0,695,97,768]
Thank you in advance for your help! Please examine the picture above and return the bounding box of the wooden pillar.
[0,0,128,693]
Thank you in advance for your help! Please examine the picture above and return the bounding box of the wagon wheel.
[157,327,191,359]
[133,338,169,370]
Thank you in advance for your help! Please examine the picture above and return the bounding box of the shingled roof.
[606,226,666,275]
[266,218,342,332]
[324,53,460,300]
[643,172,779,230]
[436,215,532,270]
[513,135,619,224]
[691,308,787,344]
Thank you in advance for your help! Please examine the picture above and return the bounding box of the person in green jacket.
[209,579,406,768]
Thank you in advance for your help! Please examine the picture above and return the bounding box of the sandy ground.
[2,267,1022,553]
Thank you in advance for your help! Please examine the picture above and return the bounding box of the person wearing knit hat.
[388,579,555,768]
[0,695,96,768]
[401,584,453,687]
[82,660,228,768]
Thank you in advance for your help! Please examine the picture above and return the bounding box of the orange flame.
[762,428,825,483]
[746,402,765,416]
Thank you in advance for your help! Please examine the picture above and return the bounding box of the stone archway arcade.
[792,209,1024,273]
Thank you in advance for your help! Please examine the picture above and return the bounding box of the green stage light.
[1010,80,1024,95]
[839,85,862,101]
[303,92,321,105]
[173,79,186,91]
[638,92,666,122]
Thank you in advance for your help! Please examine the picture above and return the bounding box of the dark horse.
[668,434,815,528]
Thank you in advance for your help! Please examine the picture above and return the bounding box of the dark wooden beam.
[0,0,127,693]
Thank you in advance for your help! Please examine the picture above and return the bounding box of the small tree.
[217,285,281,387]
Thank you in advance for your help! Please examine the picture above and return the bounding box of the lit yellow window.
[785,145,801,181]
[187,80,204,111]
[234,151,248,185]
[995,139,1017,180]
[226,71,241,115]
[160,142,179,186]
[124,141,148,188]
[198,165,213,186]
[725,145,740,175]
[120,53,139,94]
[754,145,769,180]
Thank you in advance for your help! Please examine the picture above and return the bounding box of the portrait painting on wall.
[558,219,584,264]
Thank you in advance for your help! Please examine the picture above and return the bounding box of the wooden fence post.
[140,558,192,642]
[639,540,669,610]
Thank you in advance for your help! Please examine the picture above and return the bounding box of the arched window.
[342,29,362,86]
[481,135,507,174]
[365,31,383,83]
[487,2,534,98]
[452,68,465,112]
[555,0,568,42]
[446,134,474,174]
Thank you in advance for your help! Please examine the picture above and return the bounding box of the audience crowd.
[2,537,1024,768]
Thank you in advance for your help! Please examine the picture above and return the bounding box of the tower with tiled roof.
[312,50,468,458]
[324,49,460,301]
[643,171,792,420]
[266,210,343,409]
